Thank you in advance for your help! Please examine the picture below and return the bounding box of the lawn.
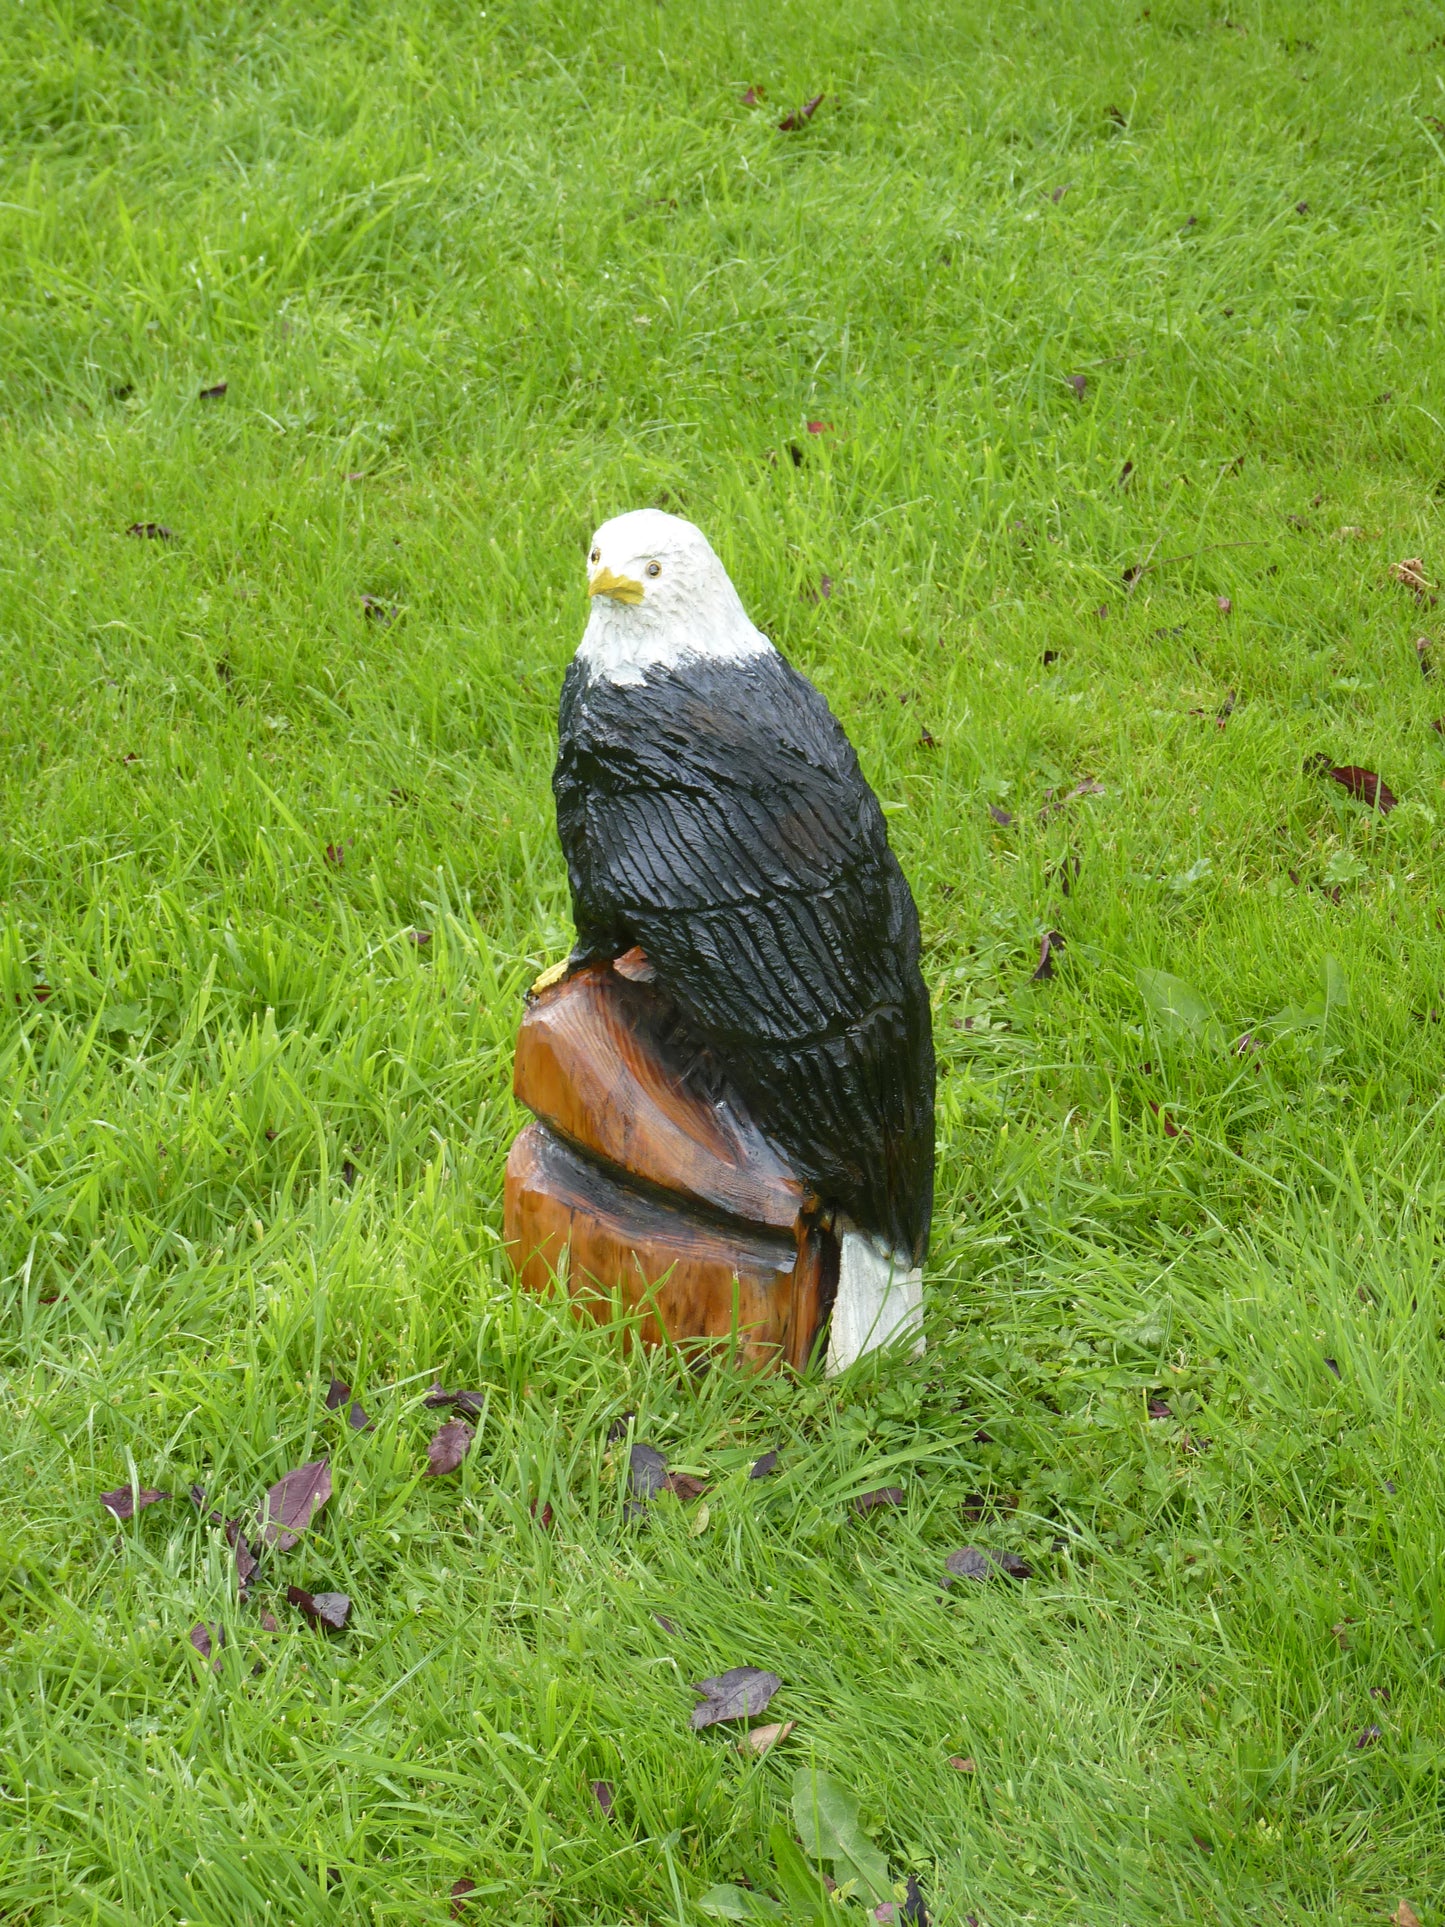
[3,0,1445,1920]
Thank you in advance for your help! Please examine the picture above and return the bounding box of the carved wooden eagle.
[551,509,935,1369]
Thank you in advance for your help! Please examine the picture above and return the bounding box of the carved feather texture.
[554,651,934,1261]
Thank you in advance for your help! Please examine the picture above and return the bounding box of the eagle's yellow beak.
[588,565,645,606]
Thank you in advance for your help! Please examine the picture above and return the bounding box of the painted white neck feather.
[576,512,774,688]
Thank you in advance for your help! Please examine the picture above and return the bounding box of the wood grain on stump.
[504,958,831,1370]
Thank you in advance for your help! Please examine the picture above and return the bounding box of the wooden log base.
[504,958,833,1371]
[505,1121,829,1369]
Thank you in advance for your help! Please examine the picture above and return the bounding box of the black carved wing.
[553,651,934,1259]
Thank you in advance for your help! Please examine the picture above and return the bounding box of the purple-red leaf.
[690,1666,782,1729]
[852,1486,905,1515]
[943,1547,990,1583]
[1305,757,1398,812]
[126,522,173,540]
[101,1485,168,1520]
[629,1442,668,1497]
[286,1584,351,1630]
[1032,930,1066,982]
[590,1779,615,1819]
[199,381,228,400]
[259,1460,331,1550]
[426,1419,473,1477]
[424,1384,487,1417]
[749,1451,780,1480]
[989,805,1014,827]
[189,1622,225,1671]
[450,1878,477,1916]
[1067,374,1087,398]
[325,1377,351,1411]
[778,94,824,131]
[226,1519,259,1593]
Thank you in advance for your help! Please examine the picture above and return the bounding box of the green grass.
[3,0,1445,1919]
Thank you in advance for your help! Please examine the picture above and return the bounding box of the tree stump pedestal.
[502,952,835,1370]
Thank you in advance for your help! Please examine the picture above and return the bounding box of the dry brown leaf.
[948,1755,976,1772]
[1394,1903,1420,1927]
[1391,558,1439,604]
[738,1720,796,1756]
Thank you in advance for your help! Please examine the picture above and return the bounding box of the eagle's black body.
[553,648,935,1262]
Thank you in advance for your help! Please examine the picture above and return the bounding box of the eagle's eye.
[590,548,601,564]
[645,561,662,578]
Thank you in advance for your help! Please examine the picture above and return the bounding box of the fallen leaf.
[426,1419,473,1477]
[806,420,832,434]
[741,85,766,105]
[1295,199,1310,215]
[259,1460,331,1549]
[1395,1904,1420,1927]
[942,1547,990,1583]
[1305,759,1398,813]
[409,927,432,945]
[425,1385,487,1417]
[189,1622,223,1663]
[1051,183,1070,203]
[260,1611,279,1632]
[690,1667,782,1729]
[360,594,398,623]
[605,1411,636,1444]
[902,1875,929,1925]
[100,1485,168,1520]
[803,573,833,603]
[1355,1723,1382,1748]
[198,381,228,400]
[324,842,345,868]
[1333,1621,1353,1650]
[324,1377,352,1411]
[1416,637,1433,678]
[749,1451,780,1480]
[1148,1100,1182,1139]
[664,1472,708,1502]
[628,1441,669,1515]
[450,1878,477,1917]
[989,1550,1032,1578]
[918,727,937,750]
[654,1612,678,1634]
[852,1486,905,1515]
[1391,558,1438,605]
[286,1585,351,1630]
[788,442,805,467]
[1324,1355,1341,1378]
[226,1520,259,1594]
[1118,459,1135,489]
[1217,595,1233,614]
[341,1158,357,1187]
[126,522,173,540]
[739,1720,795,1756]
[1067,373,1087,397]
[948,1756,976,1772]
[988,805,1014,827]
[1148,1397,1173,1419]
[1105,104,1127,126]
[1032,930,1065,982]
[588,1777,615,1818]
[778,94,824,131]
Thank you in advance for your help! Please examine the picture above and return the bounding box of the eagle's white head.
[577,508,773,686]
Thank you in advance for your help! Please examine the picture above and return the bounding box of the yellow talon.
[529,958,571,996]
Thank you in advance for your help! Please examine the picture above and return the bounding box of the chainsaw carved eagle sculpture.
[545,508,935,1372]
